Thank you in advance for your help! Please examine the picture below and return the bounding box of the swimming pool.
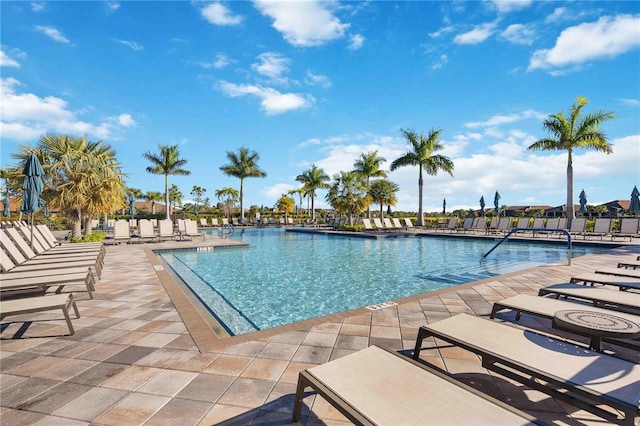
[158,228,608,336]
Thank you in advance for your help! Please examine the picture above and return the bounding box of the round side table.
[553,309,640,352]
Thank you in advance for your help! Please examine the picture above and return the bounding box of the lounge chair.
[372,218,386,230]
[585,218,612,240]
[568,217,586,237]
[442,218,458,232]
[570,273,640,291]
[1,293,80,335]
[538,283,640,312]
[557,217,567,231]
[183,220,205,240]
[486,218,499,234]
[0,268,95,299]
[199,218,208,228]
[392,218,403,229]
[413,313,640,425]
[1,230,103,267]
[210,218,220,227]
[137,219,158,243]
[222,218,229,226]
[612,218,640,241]
[293,345,540,425]
[514,217,531,233]
[470,217,487,233]
[530,218,545,237]
[112,220,131,244]
[7,228,103,261]
[403,218,414,229]
[489,294,640,350]
[35,225,103,251]
[595,266,640,280]
[361,218,374,231]
[457,218,474,233]
[287,217,294,225]
[158,219,177,241]
[383,217,398,230]
[496,217,512,234]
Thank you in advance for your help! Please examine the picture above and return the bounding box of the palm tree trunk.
[71,209,82,239]
[239,179,245,220]
[164,174,170,220]
[366,177,372,220]
[566,150,574,227]
[84,217,92,236]
[417,167,424,226]
[311,195,315,221]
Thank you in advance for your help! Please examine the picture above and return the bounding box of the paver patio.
[1,231,638,425]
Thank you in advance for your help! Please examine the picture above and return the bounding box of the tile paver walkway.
[1,231,639,425]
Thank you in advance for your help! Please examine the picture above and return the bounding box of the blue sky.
[1,0,639,212]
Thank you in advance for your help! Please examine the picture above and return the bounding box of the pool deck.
[1,229,639,425]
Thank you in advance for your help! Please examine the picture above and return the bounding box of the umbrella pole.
[30,213,34,248]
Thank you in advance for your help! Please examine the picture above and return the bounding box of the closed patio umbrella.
[493,191,501,215]
[479,196,485,216]
[194,203,198,216]
[579,189,588,214]
[128,193,136,217]
[387,205,392,216]
[630,186,640,213]
[20,153,45,247]
[442,198,446,215]
[2,196,9,217]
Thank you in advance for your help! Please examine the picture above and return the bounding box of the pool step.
[428,271,498,285]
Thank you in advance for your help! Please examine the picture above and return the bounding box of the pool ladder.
[482,228,573,265]
[222,223,234,238]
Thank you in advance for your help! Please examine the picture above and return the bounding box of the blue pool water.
[158,228,607,335]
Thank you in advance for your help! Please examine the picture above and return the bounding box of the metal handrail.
[222,223,234,238]
[482,228,572,265]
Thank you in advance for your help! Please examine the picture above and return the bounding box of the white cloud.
[500,23,535,45]
[617,98,639,107]
[305,71,332,88]
[217,81,314,115]
[116,39,144,50]
[254,0,349,47]
[529,14,640,72]
[464,109,546,128]
[201,53,235,69]
[0,50,20,67]
[454,22,497,45]
[34,25,71,44]
[201,2,243,26]
[429,25,456,38]
[252,52,290,82]
[432,54,448,70]
[263,182,295,201]
[348,34,364,50]
[0,78,133,141]
[105,2,120,12]
[545,7,568,24]
[491,0,532,14]
[31,2,45,12]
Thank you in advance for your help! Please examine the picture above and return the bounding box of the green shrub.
[71,232,106,243]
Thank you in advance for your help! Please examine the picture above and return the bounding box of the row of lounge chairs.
[108,218,205,244]
[1,224,106,335]
[361,217,414,231]
[439,217,640,241]
[294,256,640,425]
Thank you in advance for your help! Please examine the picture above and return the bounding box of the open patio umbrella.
[579,189,588,214]
[479,196,485,216]
[442,198,446,215]
[2,196,9,217]
[20,153,45,247]
[128,193,136,217]
[630,186,640,213]
[493,191,501,215]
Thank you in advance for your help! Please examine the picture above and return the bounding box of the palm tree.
[390,129,454,226]
[142,144,190,220]
[353,151,387,219]
[296,164,330,222]
[369,179,399,219]
[169,184,182,212]
[219,147,267,220]
[12,134,125,238]
[215,187,239,219]
[527,96,614,226]
[325,171,372,226]
[144,191,164,215]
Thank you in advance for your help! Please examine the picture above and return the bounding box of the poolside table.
[553,309,640,352]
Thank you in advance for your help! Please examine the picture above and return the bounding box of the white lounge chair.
[612,218,639,241]
[137,219,158,243]
[1,293,80,335]
[158,219,177,241]
[112,220,131,244]
[538,282,640,311]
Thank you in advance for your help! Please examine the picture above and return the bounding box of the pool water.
[158,228,607,336]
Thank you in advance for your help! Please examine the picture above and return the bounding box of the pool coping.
[145,235,607,353]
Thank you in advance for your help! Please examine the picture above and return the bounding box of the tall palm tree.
[527,96,614,226]
[353,151,387,219]
[142,144,190,220]
[144,191,164,215]
[219,147,267,220]
[390,129,454,226]
[369,179,399,219]
[296,164,330,222]
[325,171,371,226]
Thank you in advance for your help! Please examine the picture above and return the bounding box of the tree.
[296,164,330,222]
[390,129,454,226]
[144,191,164,215]
[369,179,399,219]
[11,134,125,238]
[325,171,372,226]
[168,184,182,212]
[353,151,387,219]
[190,185,206,213]
[142,144,190,220]
[527,96,614,226]
[276,194,295,222]
[215,187,239,218]
[219,147,267,220]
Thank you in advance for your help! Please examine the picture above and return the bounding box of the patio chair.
[489,294,639,350]
[183,220,205,240]
[383,217,398,230]
[585,218,613,240]
[514,217,531,234]
[403,218,414,229]
[568,217,586,236]
[392,218,404,229]
[361,218,374,230]
[137,219,159,243]
[293,345,540,425]
[612,218,640,241]
[457,218,474,233]
[595,266,640,280]
[112,219,131,244]
[531,218,545,237]
[34,225,103,251]
[471,217,487,233]
[372,218,386,230]
[570,273,640,291]
[200,218,209,228]
[7,227,103,261]
[0,268,96,299]
[496,217,512,234]
[1,293,80,335]
[158,219,177,241]
[538,282,640,312]
[413,313,640,425]
[210,218,220,227]
[486,218,499,234]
